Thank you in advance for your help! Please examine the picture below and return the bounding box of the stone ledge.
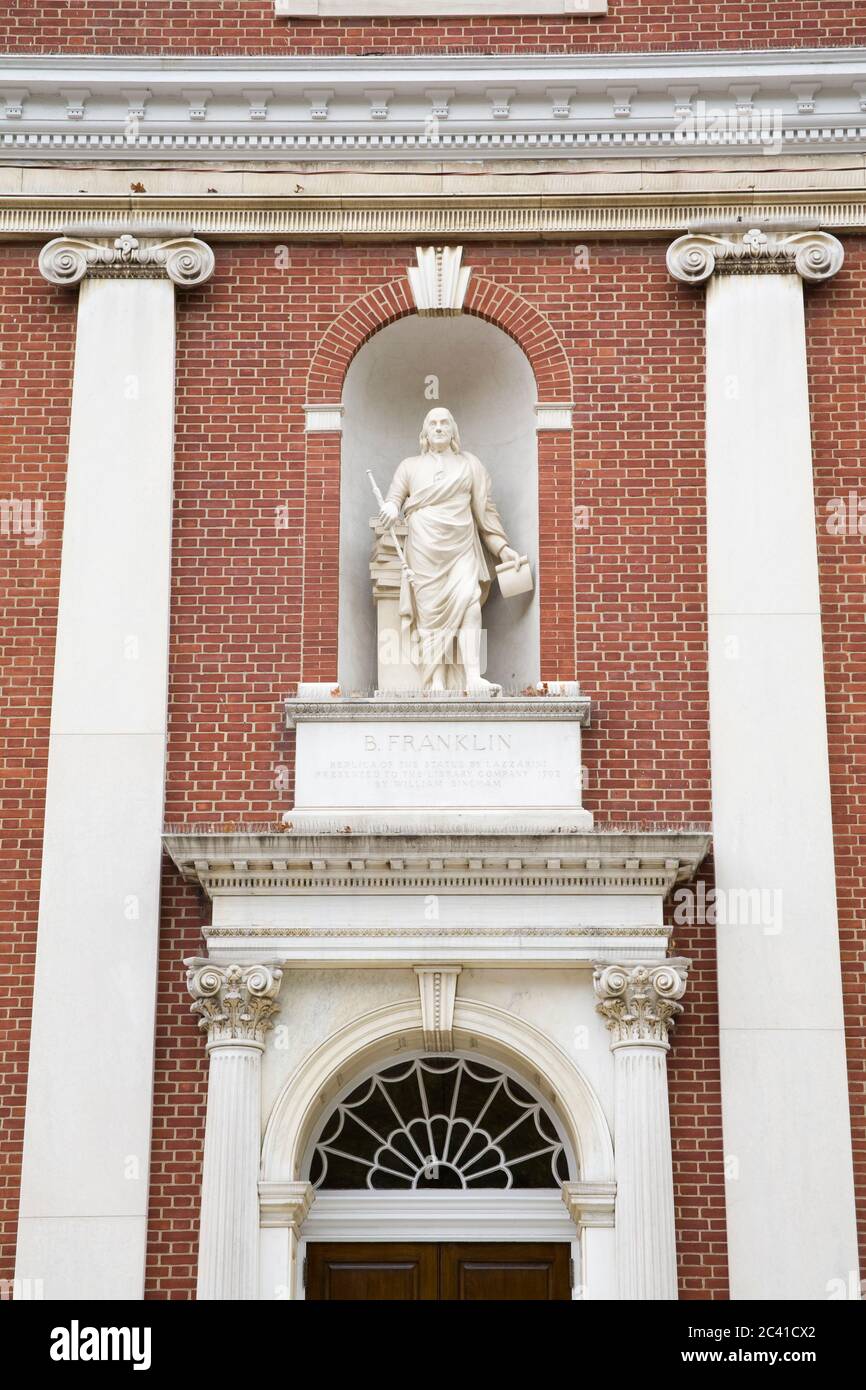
[284,693,592,726]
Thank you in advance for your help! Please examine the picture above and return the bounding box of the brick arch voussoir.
[305,274,573,405]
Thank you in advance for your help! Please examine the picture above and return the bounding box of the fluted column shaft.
[188,961,283,1302]
[595,960,688,1301]
[15,236,215,1301]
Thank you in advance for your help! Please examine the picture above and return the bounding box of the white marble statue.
[377,407,526,694]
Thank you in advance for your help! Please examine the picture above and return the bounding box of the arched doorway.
[258,998,615,1300]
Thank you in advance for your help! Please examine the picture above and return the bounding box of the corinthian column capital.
[186,960,283,1050]
[593,958,690,1050]
[666,226,843,285]
[38,233,215,287]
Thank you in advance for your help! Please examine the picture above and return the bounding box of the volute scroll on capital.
[593,958,690,1049]
[38,233,215,287]
[186,959,283,1049]
[666,227,844,285]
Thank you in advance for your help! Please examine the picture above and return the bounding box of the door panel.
[306,1242,570,1300]
[440,1242,570,1301]
[306,1242,438,1300]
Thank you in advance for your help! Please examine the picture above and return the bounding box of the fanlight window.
[309,1056,571,1190]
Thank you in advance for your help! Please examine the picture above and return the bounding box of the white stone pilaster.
[594,960,689,1301]
[668,227,859,1300]
[14,235,214,1300]
[188,961,283,1301]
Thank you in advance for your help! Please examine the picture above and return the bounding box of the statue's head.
[420,407,461,454]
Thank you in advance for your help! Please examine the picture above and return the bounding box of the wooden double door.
[306,1242,571,1301]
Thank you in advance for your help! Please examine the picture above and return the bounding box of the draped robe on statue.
[385,451,509,687]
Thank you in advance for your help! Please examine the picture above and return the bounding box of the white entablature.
[3,49,866,161]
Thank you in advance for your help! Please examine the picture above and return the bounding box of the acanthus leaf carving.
[593,958,690,1049]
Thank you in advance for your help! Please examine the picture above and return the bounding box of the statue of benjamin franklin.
[377,407,525,694]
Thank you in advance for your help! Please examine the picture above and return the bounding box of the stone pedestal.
[284,692,592,832]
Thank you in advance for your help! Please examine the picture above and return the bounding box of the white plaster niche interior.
[338,313,540,696]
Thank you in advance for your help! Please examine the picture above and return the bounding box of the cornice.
[4,194,866,242]
[3,49,866,163]
[284,694,591,726]
[162,828,711,897]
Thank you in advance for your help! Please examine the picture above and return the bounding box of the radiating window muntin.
[308,1054,572,1190]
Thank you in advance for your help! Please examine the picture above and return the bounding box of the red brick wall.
[808,243,866,1283]
[0,252,75,1287]
[5,235,862,1302]
[1,0,864,55]
[143,241,725,1297]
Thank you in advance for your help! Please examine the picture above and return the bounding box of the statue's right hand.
[377,501,400,527]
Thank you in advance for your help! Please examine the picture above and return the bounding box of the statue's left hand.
[499,545,523,571]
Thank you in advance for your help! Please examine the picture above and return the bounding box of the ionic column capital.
[38,233,215,287]
[186,959,283,1050]
[667,226,843,285]
[593,958,690,1050]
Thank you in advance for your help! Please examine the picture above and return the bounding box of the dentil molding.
[593,959,690,1049]
[38,233,215,286]
[3,50,866,162]
[163,829,711,898]
[5,198,866,243]
[667,226,844,283]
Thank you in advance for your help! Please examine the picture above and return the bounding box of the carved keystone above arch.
[305,272,573,407]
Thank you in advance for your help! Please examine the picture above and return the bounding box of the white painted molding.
[294,1190,581,1242]
[535,403,573,431]
[414,965,462,1050]
[304,404,343,432]
[5,199,866,242]
[162,828,711,900]
[4,50,866,162]
[38,234,215,287]
[407,245,472,315]
[277,1,607,14]
[667,226,845,284]
[283,693,591,724]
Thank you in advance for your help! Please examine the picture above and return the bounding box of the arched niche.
[338,314,540,694]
